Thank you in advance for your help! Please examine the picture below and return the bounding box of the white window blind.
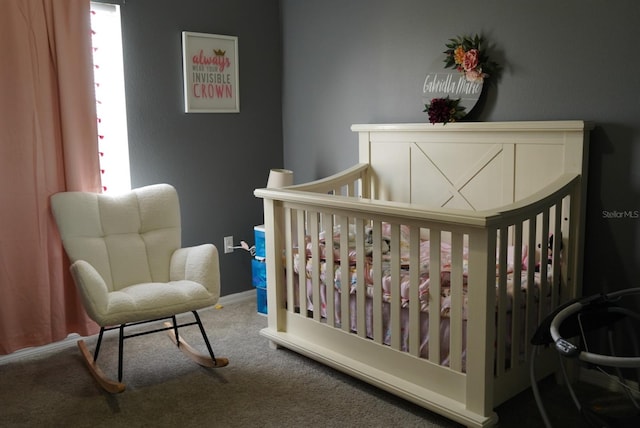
[90,2,131,193]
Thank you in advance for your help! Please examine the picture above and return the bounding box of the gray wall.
[117,0,639,300]
[120,0,282,296]
[281,0,640,299]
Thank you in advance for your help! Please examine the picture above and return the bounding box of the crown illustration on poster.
[213,49,226,56]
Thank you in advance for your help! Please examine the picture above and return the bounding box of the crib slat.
[390,223,401,351]
[285,208,295,313]
[339,215,350,332]
[372,220,383,344]
[449,231,464,372]
[495,226,508,376]
[409,225,421,357]
[309,212,321,322]
[551,200,562,310]
[324,213,336,327]
[561,192,575,303]
[355,218,366,339]
[510,222,523,365]
[538,210,550,322]
[525,217,537,345]
[347,181,355,197]
[297,210,307,315]
[428,229,441,365]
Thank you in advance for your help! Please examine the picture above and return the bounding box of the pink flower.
[465,68,485,83]
[462,49,479,72]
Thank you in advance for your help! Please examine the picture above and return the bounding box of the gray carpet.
[0,295,615,427]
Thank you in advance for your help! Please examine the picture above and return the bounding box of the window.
[90,2,130,193]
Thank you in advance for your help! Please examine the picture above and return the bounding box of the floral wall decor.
[422,34,501,124]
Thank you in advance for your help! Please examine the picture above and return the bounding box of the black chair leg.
[192,311,217,361]
[117,324,125,382]
[171,315,179,344]
[94,327,106,362]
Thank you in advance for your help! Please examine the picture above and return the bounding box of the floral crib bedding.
[291,223,551,367]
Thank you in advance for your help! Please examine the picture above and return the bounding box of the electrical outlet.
[224,236,234,253]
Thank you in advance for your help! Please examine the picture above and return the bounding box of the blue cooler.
[252,225,267,314]
[254,225,265,259]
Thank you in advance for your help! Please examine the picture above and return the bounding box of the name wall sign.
[421,71,482,113]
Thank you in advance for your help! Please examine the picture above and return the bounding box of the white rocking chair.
[51,183,228,393]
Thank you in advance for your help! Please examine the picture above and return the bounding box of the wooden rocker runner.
[51,184,229,393]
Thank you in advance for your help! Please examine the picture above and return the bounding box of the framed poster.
[181,32,239,113]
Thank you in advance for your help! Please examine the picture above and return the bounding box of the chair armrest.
[69,260,110,325]
[170,244,220,297]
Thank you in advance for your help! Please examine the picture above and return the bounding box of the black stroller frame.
[530,287,640,427]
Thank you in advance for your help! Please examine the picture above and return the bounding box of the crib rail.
[284,163,370,197]
[255,170,581,419]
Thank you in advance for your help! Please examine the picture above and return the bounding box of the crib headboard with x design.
[353,121,591,211]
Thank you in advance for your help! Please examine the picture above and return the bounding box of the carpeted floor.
[0,294,625,427]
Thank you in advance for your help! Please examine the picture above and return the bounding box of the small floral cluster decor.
[423,96,466,124]
[444,34,500,84]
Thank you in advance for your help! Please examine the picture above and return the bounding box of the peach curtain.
[0,0,102,354]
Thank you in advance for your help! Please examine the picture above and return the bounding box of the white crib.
[254,121,592,427]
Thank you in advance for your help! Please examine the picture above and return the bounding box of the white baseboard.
[0,289,256,366]
[0,333,81,366]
